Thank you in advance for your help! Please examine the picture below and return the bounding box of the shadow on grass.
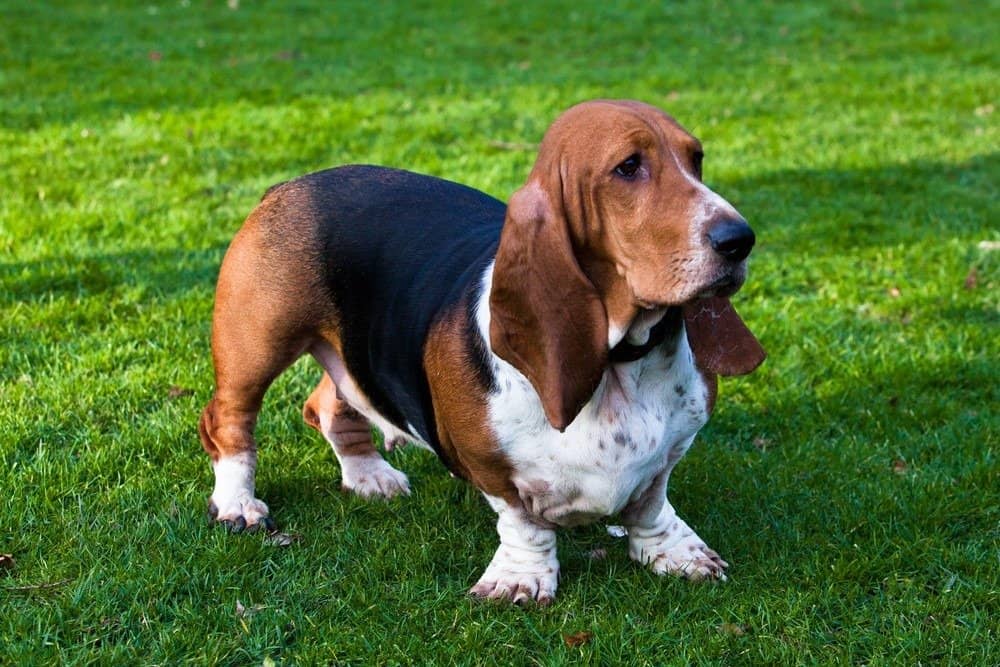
[1,245,226,304]
[718,152,998,252]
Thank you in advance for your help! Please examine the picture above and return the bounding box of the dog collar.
[608,307,682,364]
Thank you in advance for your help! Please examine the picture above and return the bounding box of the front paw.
[207,494,274,533]
[469,547,559,606]
[340,455,411,499]
[631,535,729,581]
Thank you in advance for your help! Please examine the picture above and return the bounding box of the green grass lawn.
[2,0,997,663]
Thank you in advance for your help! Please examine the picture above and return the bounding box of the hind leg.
[199,230,313,531]
[200,335,302,531]
[200,398,273,533]
[303,372,410,499]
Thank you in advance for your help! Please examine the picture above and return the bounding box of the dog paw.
[340,455,411,499]
[207,494,274,533]
[469,548,559,606]
[636,537,729,581]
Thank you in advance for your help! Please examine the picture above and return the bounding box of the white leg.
[303,371,411,500]
[470,495,559,605]
[621,436,727,580]
[208,451,273,532]
[333,447,411,499]
[317,415,410,499]
[627,500,728,581]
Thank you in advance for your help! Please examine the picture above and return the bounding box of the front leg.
[627,499,728,581]
[621,446,728,581]
[470,495,559,606]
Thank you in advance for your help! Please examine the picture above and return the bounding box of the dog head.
[490,100,764,429]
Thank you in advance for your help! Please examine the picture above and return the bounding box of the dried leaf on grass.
[716,623,748,636]
[563,630,593,647]
[0,554,14,575]
[4,578,72,592]
[963,268,978,290]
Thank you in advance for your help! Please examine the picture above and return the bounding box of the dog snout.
[707,217,755,262]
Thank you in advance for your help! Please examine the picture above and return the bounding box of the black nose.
[707,217,755,262]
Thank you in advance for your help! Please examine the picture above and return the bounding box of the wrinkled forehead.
[539,100,700,158]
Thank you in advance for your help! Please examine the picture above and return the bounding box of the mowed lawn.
[1,1,997,664]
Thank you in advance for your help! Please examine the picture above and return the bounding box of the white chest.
[486,331,710,527]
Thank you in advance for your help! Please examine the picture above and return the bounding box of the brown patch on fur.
[702,370,719,416]
[302,372,379,458]
[489,182,608,431]
[682,296,762,416]
[198,191,333,466]
[425,297,520,506]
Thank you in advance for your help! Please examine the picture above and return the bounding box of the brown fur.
[425,298,520,506]
[303,372,380,459]
[198,197,322,464]
[489,182,608,431]
[683,297,765,377]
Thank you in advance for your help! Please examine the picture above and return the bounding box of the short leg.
[200,380,283,533]
[199,229,313,532]
[470,495,559,606]
[621,437,728,581]
[303,372,410,499]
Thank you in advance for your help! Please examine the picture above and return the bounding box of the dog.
[198,99,765,605]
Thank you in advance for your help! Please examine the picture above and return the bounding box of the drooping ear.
[489,181,608,431]
[682,297,766,376]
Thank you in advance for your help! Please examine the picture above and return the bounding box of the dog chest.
[488,334,710,527]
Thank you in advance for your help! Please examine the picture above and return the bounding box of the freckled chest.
[490,331,710,527]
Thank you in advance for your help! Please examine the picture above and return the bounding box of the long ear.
[683,297,766,376]
[489,182,608,431]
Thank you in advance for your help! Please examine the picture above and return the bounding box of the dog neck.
[609,307,682,363]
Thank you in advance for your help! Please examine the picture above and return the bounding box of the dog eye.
[614,154,642,179]
[692,151,704,179]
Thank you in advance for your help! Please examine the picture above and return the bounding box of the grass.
[1,0,997,663]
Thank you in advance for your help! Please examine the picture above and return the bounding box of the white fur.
[336,452,411,499]
[476,264,722,581]
[469,496,559,604]
[666,144,747,300]
[307,341,414,498]
[629,500,729,581]
[626,306,668,345]
[210,451,270,526]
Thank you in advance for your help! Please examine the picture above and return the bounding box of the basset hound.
[198,99,765,605]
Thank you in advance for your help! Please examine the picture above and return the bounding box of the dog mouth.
[632,262,747,309]
[694,273,743,299]
[636,276,740,308]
